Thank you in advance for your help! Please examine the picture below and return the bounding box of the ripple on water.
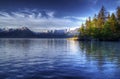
[0,39,120,79]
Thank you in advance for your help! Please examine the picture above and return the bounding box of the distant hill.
[0,27,73,38]
[67,28,79,36]
[0,27,35,38]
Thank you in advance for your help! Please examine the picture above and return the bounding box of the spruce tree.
[97,6,107,28]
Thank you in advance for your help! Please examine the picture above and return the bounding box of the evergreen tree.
[107,13,111,19]
[116,6,120,32]
[117,6,120,24]
[79,23,85,37]
[97,6,107,28]
[108,13,117,32]
[93,14,97,27]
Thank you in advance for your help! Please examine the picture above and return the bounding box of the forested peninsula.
[78,6,120,41]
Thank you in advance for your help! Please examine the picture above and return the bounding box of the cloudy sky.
[0,0,120,30]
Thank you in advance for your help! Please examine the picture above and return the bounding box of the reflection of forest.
[79,41,120,67]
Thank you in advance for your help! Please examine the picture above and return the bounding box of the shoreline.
[68,37,120,42]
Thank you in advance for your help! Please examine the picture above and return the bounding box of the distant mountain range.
[0,27,78,38]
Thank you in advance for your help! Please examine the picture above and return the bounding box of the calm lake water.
[0,39,120,79]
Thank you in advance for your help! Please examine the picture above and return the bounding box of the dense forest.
[78,6,120,41]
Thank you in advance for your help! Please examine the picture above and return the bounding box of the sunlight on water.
[69,40,80,54]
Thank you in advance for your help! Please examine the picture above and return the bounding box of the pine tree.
[93,14,97,27]
[117,6,120,24]
[97,6,108,28]
[79,23,85,37]
[107,13,111,19]
[108,13,117,32]
[85,17,91,28]
[116,6,120,32]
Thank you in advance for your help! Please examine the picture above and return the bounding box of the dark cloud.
[0,0,119,29]
[0,0,119,17]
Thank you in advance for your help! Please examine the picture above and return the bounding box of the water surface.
[0,39,120,79]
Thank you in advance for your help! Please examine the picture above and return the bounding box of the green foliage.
[79,6,120,41]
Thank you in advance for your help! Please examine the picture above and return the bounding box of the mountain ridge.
[0,27,75,38]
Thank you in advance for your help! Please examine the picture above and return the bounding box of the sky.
[0,0,120,31]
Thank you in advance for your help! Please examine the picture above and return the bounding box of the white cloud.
[0,10,82,31]
[47,11,54,18]
[64,16,87,22]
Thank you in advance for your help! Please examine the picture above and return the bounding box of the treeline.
[79,6,120,41]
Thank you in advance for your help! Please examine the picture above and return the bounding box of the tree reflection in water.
[78,41,120,69]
